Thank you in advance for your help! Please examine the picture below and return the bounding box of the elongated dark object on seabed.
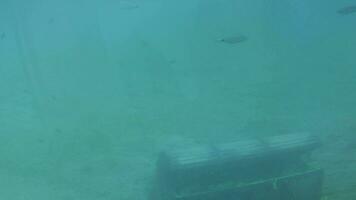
[150,133,323,200]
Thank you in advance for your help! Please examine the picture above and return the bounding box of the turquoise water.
[1,0,356,199]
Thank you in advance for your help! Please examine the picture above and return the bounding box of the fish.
[0,33,5,40]
[118,0,139,10]
[218,35,248,44]
[337,5,356,15]
[48,18,55,24]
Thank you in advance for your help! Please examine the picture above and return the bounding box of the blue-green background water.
[1,0,356,199]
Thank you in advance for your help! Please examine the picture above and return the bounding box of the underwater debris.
[218,35,248,44]
[337,5,356,15]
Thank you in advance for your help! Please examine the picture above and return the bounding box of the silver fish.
[218,35,248,44]
[337,5,356,15]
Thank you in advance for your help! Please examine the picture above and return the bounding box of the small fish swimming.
[337,5,356,15]
[218,35,248,44]
[48,18,55,24]
[118,0,139,10]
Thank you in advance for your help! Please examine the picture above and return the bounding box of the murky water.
[1,0,356,199]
